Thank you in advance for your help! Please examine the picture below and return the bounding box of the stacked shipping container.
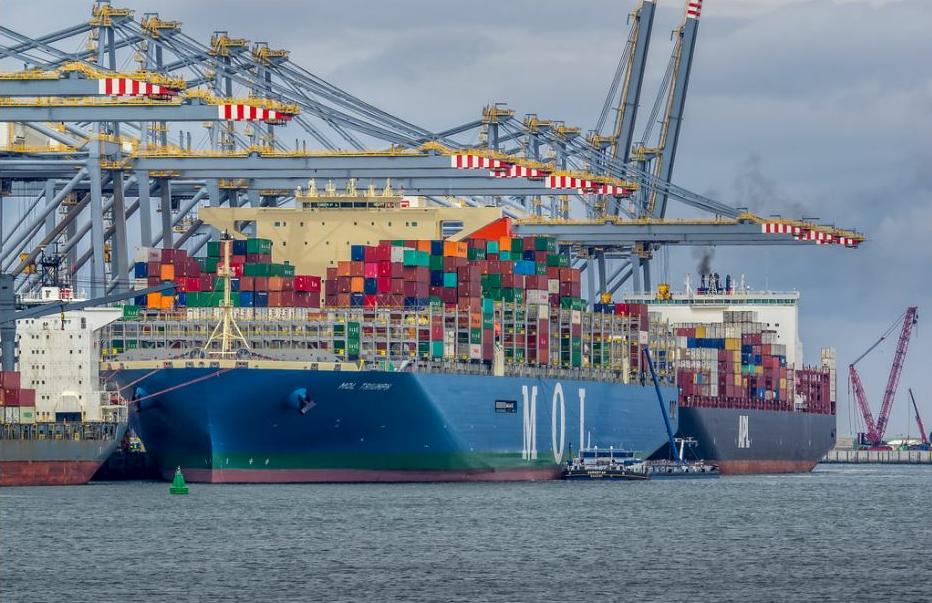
[0,371,37,423]
[675,310,830,414]
[131,239,322,310]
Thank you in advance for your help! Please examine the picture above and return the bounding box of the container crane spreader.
[849,306,918,449]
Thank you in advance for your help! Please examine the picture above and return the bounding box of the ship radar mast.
[203,233,250,356]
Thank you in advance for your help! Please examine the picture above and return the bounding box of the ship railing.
[0,421,121,441]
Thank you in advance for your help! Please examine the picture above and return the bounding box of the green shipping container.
[443,272,457,287]
[347,321,361,340]
[403,249,417,266]
[283,262,295,277]
[198,257,219,273]
[207,241,221,258]
[245,238,272,255]
[486,240,499,254]
[546,254,562,267]
[431,341,444,358]
[470,328,482,344]
[502,288,525,303]
[511,237,524,252]
[416,251,430,267]
[467,247,486,260]
[429,255,445,271]
[269,263,286,277]
[482,315,494,330]
[499,251,512,261]
[122,305,140,319]
[534,237,557,252]
[481,298,495,313]
[243,263,270,277]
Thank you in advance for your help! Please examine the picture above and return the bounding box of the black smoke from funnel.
[734,153,810,217]
[692,247,715,275]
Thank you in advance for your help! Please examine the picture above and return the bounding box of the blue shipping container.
[350,245,365,261]
[134,262,148,278]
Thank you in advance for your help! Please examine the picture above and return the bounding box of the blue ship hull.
[115,366,678,483]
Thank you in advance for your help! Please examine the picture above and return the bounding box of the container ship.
[631,275,837,474]
[1,288,127,486]
[102,207,680,483]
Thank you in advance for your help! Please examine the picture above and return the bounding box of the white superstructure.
[14,287,121,421]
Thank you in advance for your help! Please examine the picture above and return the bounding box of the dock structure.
[822,449,932,464]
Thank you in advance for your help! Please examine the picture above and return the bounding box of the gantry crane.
[849,307,919,449]
[0,0,864,306]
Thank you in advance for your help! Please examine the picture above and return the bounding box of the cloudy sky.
[5,0,931,436]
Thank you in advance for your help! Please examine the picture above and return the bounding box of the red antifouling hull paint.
[0,461,102,486]
[718,460,819,475]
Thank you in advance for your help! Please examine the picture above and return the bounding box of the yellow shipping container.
[733,350,741,363]
[780,378,787,390]
[734,374,742,386]
[725,338,740,351]
[755,365,763,375]
[695,325,706,338]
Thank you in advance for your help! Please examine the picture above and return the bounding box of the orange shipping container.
[159,264,175,280]
[416,240,431,253]
[350,277,365,293]
[498,236,511,253]
[268,277,284,292]
[160,295,174,310]
[336,261,352,277]
[146,292,161,307]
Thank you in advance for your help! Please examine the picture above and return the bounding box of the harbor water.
[2,464,931,602]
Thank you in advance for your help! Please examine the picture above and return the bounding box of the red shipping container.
[487,260,501,274]
[268,277,284,292]
[256,254,272,264]
[147,276,161,287]
[349,262,365,277]
[337,276,352,293]
[19,388,36,407]
[377,277,392,293]
[570,282,581,297]
[364,294,379,308]
[187,259,201,277]
[500,261,514,275]
[147,261,160,276]
[391,279,405,295]
[240,276,254,292]
[429,286,443,298]
[254,276,269,291]
[336,293,351,307]
[441,288,457,304]
[294,275,321,292]
[0,371,20,389]
[281,278,294,292]
[186,277,202,292]
[549,294,561,307]
[160,248,174,262]
[280,291,295,306]
[431,325,443,339]
[4,388,20,406]
[324,280,337,296]
[268,292,283,307]
[326,267,338,280]
[364,262,379,278]
[174,262,188,278]
[559,282,573,296]
[307,291,321,308]
[404,281,428,297]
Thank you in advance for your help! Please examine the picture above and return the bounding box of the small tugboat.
[563,446,649,481]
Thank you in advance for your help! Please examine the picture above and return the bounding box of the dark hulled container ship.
[632,279,836,474]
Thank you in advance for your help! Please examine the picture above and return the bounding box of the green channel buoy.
[169,466,189,495]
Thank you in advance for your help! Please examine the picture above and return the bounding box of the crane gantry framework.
[0,0,864,301]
